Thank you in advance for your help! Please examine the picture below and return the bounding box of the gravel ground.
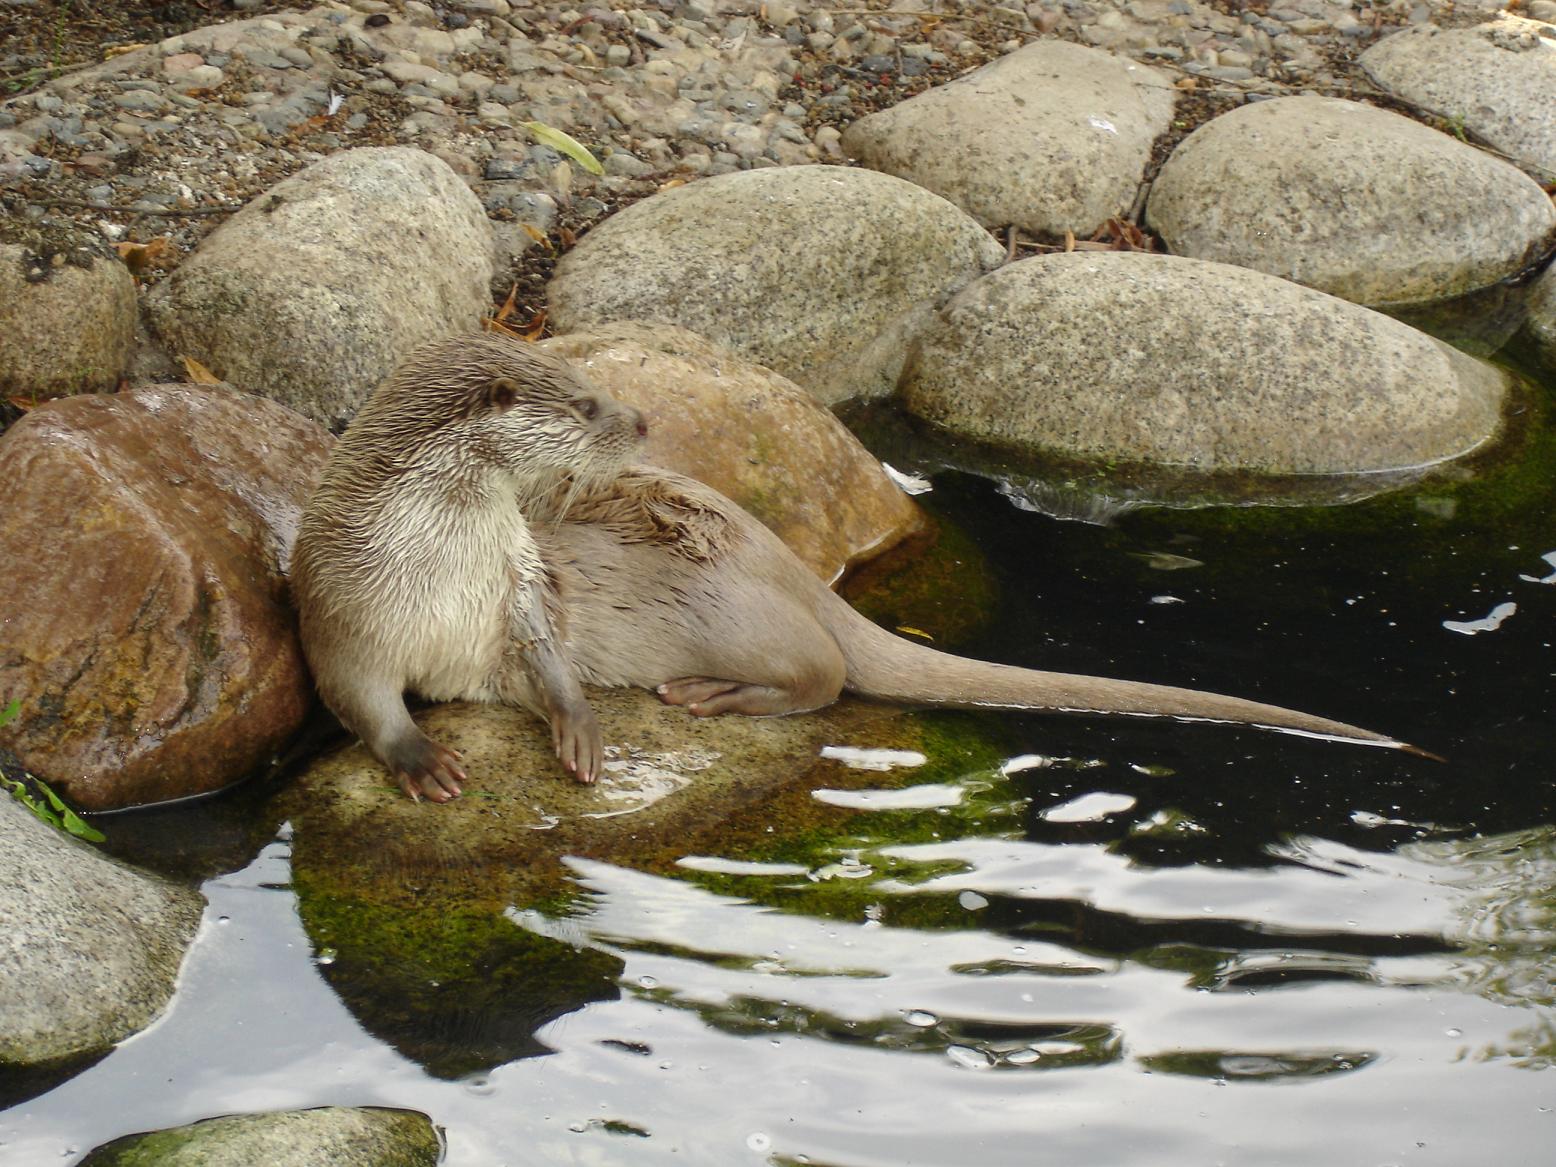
[0,0,1512,323]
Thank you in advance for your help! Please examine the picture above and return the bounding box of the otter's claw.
[552,701,603,785]
[388,735,466,803]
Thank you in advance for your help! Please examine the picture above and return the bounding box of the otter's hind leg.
[656,602,847,717]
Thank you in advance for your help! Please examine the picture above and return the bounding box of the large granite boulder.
[146,147,494,428]
[0,384,331,810]
[548,166,1006,406]
[0,220,138,400]
[899,251,1508,477]
[1360,18,1556,181]
[0,796,203,1068]
[540,322,924,583]
[1147,96,1556,306]
[842,41,1176,238]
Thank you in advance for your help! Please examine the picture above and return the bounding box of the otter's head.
[353,333,648,489]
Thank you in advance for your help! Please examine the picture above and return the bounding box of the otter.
[294,333,1424,802]
[290,334,647,801]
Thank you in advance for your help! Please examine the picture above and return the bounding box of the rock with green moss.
[278,690,1002,1074]
[78,1107,439,1167]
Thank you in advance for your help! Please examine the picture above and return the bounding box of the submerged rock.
[1360,18,1556,181]
[78,1106,439,1167]
[842,41,1176,238]
[540,322,925,583]
[0,796,203,1069]
[146,147,494,429]
[899,251,1508,479]
[0,384,330,810]
[0,221,137,400]
[1147,96,1556,307]
[547,166,1005,406]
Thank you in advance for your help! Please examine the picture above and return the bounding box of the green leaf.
[520,121,605,176]
[40,780,105,842]
[0,698,18,727]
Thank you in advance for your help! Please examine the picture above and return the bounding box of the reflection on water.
[3,393,1555,1163]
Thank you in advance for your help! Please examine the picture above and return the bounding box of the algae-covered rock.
[78,1106,439,1167]
[279,690,948,1074]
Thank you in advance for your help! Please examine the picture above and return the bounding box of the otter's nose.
[635,417,649,438]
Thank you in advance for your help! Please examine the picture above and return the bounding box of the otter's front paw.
[552,700,603,785]
[386,734,466,803]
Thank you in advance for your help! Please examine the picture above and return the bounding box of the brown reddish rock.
[0,384,332,810]
[540,323,925,583]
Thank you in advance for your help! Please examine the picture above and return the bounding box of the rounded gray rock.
[146,147,494,428]
[547,165,1006,406]
[0,796,203,1067]
[1360,17,1556,181]
[841,41,1177,238]
[900,251,1508,476]
[1147,96,1556,306]
[0,223,137,399]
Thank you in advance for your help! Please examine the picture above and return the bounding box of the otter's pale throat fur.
[293,333,1427,803]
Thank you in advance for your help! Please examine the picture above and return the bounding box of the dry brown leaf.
[181,355,224,385]
[114,236,174,276]
[520,308,548,342]
[103,44,148,59]
[494,282,519,323]
[520,223,551,248]
[483,317,524,337]
[558,226,577,248]
[658,177,688,192]
[1063,230,1076,252]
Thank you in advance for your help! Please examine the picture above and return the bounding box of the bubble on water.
[463,1073,497,1097]
[904,1009,939,1028]
[947,1045,994,1070]
[313,948,336,966]
[215,915,231,925]
[1445,1027,1463,1038]
[638,975,658,989]
[568,1121,588,1133]
[747,1132,772,1152]
[1005,1048,1041,1065]
[958,890,989,911]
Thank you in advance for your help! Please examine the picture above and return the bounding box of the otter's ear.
[485,377,520,411]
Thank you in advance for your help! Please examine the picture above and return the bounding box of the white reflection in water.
[1442,600,1516,635]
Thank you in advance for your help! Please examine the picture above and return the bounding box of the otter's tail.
[823,597,1432,758]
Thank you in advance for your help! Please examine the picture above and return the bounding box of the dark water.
[2,362,1553,1164]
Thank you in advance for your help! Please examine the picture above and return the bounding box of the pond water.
[1,352,1552,1165]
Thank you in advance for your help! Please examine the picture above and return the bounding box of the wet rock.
[0,222,137,399]
[842,41,1176,237]
[279,691,932,1073]
[146,147,494,428]
[547,166,1005,406]
[1360,17,1556,181]
[0,795,203,1068]
[1147,96,1556,306]
[899,251,1509,477]
[0,384,331,810]
[1526,261,1556,369]
[540,322,924,583]
[78,1107,439,1167]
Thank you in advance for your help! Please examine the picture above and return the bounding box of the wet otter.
[290,333,647,801]
[295,333,1422,802]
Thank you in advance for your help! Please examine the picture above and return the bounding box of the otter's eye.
[573,398,599,420]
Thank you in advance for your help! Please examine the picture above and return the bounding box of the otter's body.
[533,470,1412,750]
[290,334,646,800]
[294,333,1418,802]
